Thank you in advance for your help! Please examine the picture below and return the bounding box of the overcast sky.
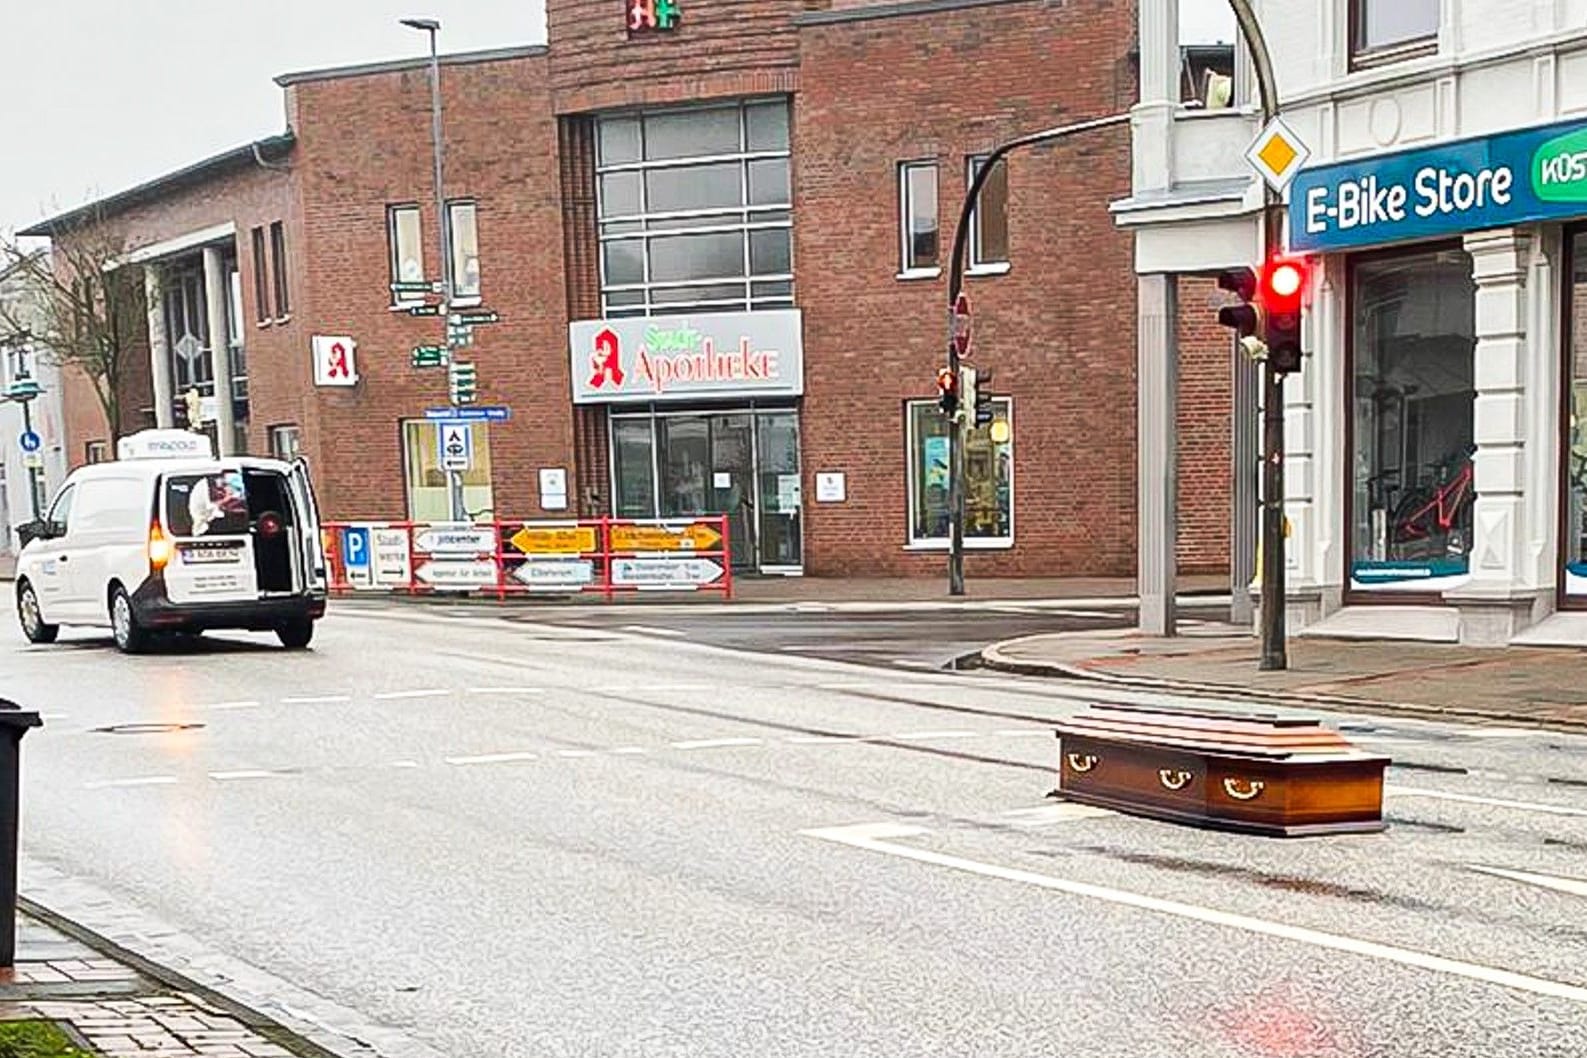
[4,0,1234,237]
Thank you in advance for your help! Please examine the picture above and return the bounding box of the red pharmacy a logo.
[590,328,625,389]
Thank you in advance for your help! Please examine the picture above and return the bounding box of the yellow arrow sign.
[510,525,598,555]
[610,523,723,552]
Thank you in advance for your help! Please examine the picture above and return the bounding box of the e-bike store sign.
[1289,117,1587,253]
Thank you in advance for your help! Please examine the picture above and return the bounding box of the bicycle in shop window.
[1391,445,1476,561]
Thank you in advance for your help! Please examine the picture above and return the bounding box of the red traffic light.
[1262,257,1308,310]
[936,366,957,393]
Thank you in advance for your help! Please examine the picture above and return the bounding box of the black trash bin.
[0,700,42,968]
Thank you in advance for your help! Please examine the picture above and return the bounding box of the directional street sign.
[405,303,443,317]
[18,430,41,454]
[610,523,722,552]
[446,330,474,350]
[410,345,449,368]
[372,528,413,586]
[611,557,724,588]
[2,379,41,402]
[511,558,595,591]
[510,525,598,555]
[438,422,474,472]
[414,525,496,554]
[341,526,372,588]
[449,310,500,326]
[424,405,511,422]
[449,361,478,406]
[390,279,443,295]
[415,560,496,589]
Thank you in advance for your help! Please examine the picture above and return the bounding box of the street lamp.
[400,16,465,521]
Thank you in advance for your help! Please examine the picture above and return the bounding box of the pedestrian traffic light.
[972,367,995,426]
[449,360,478,406]
[1261,257,1308,375]
[937,366,959,418]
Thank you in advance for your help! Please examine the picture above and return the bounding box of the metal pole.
[1226,0,1288,670]
[944,111,1133,597]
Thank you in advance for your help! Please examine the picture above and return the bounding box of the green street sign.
[391,279,442,295]
[410,345,449,368]
[449,361,479,405]
[406,303,443,317]
[446,331,474,350]
[3,379,42,402]
[449,309,500,326]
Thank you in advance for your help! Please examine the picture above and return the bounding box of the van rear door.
[288,457,327,595]
[160,468,259,604]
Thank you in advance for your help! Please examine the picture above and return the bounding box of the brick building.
[24,0,1236,581]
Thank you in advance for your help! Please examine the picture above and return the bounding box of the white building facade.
[1120,0,1587,645]
[1,255,68,560]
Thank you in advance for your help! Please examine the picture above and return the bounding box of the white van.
[13,430,327,652]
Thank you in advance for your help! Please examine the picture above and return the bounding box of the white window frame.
[898,161,941,280]
[269,424,302,462]
[445,199,482,306]
[903,397,1014,549]
[387,204,425,307]
[967,155,1011,275]
[594,98,794,318]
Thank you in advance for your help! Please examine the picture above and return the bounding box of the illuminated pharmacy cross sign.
[628,0,679,32]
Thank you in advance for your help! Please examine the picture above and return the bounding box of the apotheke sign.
[1289,117,1587,253]
[570,309,804,404]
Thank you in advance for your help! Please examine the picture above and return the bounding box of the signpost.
[414,525,495,554]
[390,280,443,297]
[952,293,972,358]
[424,406,511,423]
[405,303,443,318]
[510,525,597,555]
[511,558,595,591]
[17,431,40,454]
[372,528,412,586]
[411,345,449,368]
[342,526,373,588]
[449,310,501,326]
[438,422,473,472]
[415,560,496,589]
[611,557,724,589]
[610,523,722,552]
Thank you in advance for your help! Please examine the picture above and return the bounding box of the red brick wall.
[794,0,1140,576]
[1176,276,1232,575]
[286,52,573,520]
[547,0,813,113]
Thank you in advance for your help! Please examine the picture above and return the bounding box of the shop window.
[446,200,481,301]
[269,424,302,462]
[402,420,493,522]
[1565,233,1587,602]
[389,205,425,301]
[1350,248,1476,590]
[269,221,290,318]
[899,162,939,275]
[251,226,269,323]
[594,99,793,316]
[1351,0,1438,67]
[968,155,1009,271]
[906,400,1012,546]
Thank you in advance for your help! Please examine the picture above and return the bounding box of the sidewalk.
[0,553,13,582]
[0,911,311,1058]
[982,624,1587,730]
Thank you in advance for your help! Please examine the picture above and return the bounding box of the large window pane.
[645,162,741,214]
[602,240,645,285]
[745,101,790,152]
[447,201,480,298]
[598,117,641,165]
[756,411,802,567]
[970,156,1009,266]
[612,418,657,518]
[1566,235,1587,599]
[660,417,710,517]
[749,229,791,276]
[1351,249,1476,588]
[908,401,1011,542]
[1354,0,1438,56]
[403,421,493,522]
[901,163,939,271]
[747,158,790,207]
[600,172,642,216]
[652,283,746,306]
[389,205,424,290]
[644,107,740,160]
[649,232,744,283]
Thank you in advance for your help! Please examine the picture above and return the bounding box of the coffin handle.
[1223,777,1266,801]
[1158,769,1193,791]
[1066,753,1099,774]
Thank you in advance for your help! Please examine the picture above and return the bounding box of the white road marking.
[671,737,764,750]
[889,730,978,741]
[1000,803,1115,826]
[443,751,538,766]
[891,659,934,669]
[622,625,685,638]
[280,695,351,705]
[556,749,596,758]
[39,712,69,721]
[611,746,649,755]
[1469,865,1587,898]
[804,822,1587,1005]
[786,734,863,745]
[85,776,178,790]
[465,687,544,695]
[209,770,285,781]
[205,701,261,711]
[372,689,450,701]
[389,760,422,769]
[1386,784,1587,818]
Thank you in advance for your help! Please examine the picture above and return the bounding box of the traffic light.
[1216,267,1259,338]
[1261,257,1308,375]
[937,366,959,419]
[971,367,995,426]
[449,360,478,406]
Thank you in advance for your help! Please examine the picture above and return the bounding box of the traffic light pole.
[943,111,1132,596]
[1226,0,1288,670]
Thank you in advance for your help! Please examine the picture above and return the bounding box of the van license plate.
[180,544,242,565]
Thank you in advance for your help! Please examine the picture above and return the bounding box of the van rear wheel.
[276,619,314,650]
[16,582,58,645]
[110,586,151,654]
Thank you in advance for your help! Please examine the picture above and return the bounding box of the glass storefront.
[906,400,1013,545]
[402,421,494,523]
[1566,232,1587,602]
[1350,247,1476,590]
[609,407,801,570]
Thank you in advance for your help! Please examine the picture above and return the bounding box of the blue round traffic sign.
[18,431,40,453]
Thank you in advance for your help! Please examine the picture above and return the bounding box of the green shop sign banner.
[1290,117,1587,253]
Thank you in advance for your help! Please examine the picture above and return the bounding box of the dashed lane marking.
[1386,784,1587,818]
[85,776,178,790]
[1469,865,1587,898]
[555,749,596,758]
[372,689,451,701]
[205,701,262,711]
[208,770,285,781]
[671,737,764,750]
[611,746,649,755]
[443,751,539,766]
[804,822,1587,1005]
[389,760,422,769]
[465,687,544,695]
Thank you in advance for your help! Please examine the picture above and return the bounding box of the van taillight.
[148,524,172,569]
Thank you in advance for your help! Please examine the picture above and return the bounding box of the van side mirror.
[16,520,49,547]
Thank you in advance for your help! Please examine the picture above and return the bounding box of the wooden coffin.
[1053,703,1390,837]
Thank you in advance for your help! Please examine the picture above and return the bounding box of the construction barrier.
[321,516,732,601]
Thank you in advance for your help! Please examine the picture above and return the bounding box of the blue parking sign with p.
[343,526,371,571]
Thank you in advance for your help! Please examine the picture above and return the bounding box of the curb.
[979,640,1587,734]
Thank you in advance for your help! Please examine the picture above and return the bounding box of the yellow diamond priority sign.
[1246,116,1311,193]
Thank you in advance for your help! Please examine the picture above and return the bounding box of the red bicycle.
[1393,449,1475,558]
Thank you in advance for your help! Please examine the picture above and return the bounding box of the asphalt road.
[6,604,1587,1057]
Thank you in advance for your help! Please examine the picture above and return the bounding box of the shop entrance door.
[659,414,755,571]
